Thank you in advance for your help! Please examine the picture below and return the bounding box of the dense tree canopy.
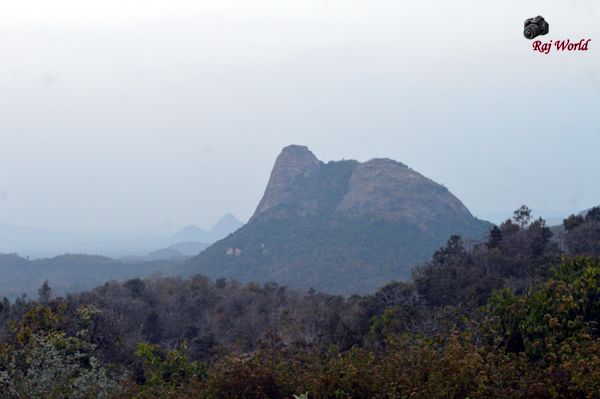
[0,206,599,397]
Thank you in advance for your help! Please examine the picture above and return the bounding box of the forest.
[1,206,600,398]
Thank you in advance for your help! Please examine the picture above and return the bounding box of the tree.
[413,236,497,307]
[37,280,52,303]
[486,226,503,249]
[513,205,532,230]
[124,278,145,298]
[565,221,600,257]
[563,207,600,257]
[142,310,162,344]
[563,214,584,231]
[586,207,600,222]
[431,235,465,265]
[0,305,123,398]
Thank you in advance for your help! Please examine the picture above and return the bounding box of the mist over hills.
[0,214,243,299]
[177,145,493,294]
[0,225,171,260]
[0,213,243,261]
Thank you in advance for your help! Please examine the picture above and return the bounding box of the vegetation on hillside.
[0,206,600,397]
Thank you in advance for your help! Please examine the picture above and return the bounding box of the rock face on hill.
[336,158,474,224]
[177,145,492,294]
[251,145,322,220]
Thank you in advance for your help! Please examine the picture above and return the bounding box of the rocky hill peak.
[252,146,474,225]
[251,145,322,220]
[180,145,492,294]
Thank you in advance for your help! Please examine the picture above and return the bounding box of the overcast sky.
[0,0,598,235]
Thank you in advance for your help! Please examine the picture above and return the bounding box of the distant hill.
[210,214,245,239]
[121,241,211,263]
[148,241,211,259]
[176,145,492,294]
[171,214,244,243]
[0,253,176,300]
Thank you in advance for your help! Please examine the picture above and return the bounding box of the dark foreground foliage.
[1,207,600,398]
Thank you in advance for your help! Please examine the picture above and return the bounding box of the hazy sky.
[0,0,598,235]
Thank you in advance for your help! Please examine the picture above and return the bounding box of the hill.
[171,214,244,243]
[0,253,174,300]
[176,145,492,294]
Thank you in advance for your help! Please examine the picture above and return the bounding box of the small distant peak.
[216,213,240,223]
[211,213,244,236]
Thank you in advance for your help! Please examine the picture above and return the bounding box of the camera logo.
[526,15,591,54]
[524,16,549,40]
